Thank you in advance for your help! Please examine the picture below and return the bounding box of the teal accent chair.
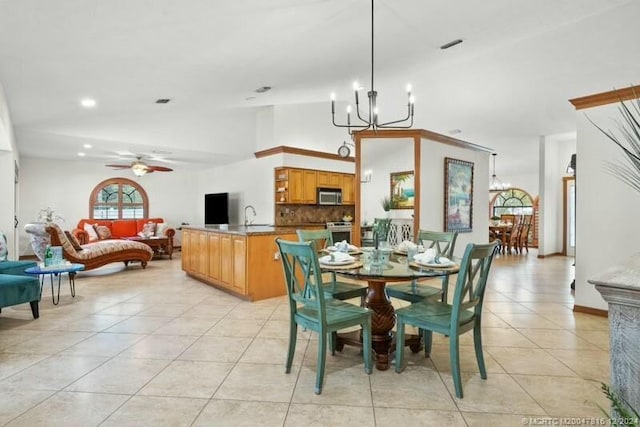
[0,260,41,319]
[296,229,367,302]
[394,240,499,398]
[387,230,458,303]
[275,238,372,394]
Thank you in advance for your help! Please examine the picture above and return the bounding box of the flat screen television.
[204,192,229,224]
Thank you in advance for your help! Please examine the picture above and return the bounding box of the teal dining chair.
[275,238,372,394]
[394,240,499,398]
[296,229,367,302]
[386,230,458,303]
[372,218,392,247]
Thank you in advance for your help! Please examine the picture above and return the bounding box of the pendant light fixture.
[331,0,415,136]
[489,153,511,192]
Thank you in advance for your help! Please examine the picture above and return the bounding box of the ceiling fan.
[106,156,173,176]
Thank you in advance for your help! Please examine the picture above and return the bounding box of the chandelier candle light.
[489,153,511,192]
[331,0,415,135]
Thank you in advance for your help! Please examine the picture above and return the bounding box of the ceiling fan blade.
[146,165,173,172]
[105,164,132,169]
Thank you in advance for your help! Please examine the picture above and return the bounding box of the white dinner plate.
[319,256,355,265]
[414,259,455,268]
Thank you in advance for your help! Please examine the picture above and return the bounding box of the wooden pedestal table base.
[335,279,422,371]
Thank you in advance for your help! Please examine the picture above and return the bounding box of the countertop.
[183,224,312,236]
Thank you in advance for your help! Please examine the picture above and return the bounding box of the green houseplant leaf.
[588,93,640,192]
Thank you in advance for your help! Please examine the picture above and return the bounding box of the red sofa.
[73,218,175,247]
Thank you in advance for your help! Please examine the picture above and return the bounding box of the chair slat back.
[276,238,327,319]
[373,218,392,242]
[451,241,499,322]
[416,230,458,258]
[296,229,333,251]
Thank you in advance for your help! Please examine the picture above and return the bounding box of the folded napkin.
[413,248,438,263]
[320,252,355,263]
[330,240,359,252]
[396,240,417,251]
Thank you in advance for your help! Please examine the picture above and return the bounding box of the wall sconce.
[361,169,372,183]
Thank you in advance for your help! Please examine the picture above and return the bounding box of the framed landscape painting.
[444,158,474,232]
[390,171,415,209]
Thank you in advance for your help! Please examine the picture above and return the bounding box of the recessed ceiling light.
[448,129,462,135]
[155,98,171,104]
[77,152,86,157]
[440,39,463,50]
[83,144,92,149]
[80,98,96,108]
[255,86,272,93]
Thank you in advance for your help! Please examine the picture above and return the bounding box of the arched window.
[89,178,149,219]
[490,188,534,217]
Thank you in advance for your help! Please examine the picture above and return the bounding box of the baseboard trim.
[537,252,563,259]
[19,255,38,261]
[573,304,608,317]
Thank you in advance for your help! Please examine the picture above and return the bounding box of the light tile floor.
[0,250,611,426]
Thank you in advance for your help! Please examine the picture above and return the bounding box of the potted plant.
[381,196,394,213]
[589,93,640,191]
[491,215,500,226]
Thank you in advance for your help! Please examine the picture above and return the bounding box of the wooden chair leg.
[395,318,406,373]
[473,323,487,379]
[449,334,463,398]
[285,323,297,373]
[315,332,327,394]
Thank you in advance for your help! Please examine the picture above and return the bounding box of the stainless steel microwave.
[317,188,342,205]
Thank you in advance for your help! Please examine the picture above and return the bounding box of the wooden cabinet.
[207,233,220,281]
[342,173,355,205]
[275,167,317,204]
[317,171,342,188]
[182,227,296,301]
[275,168,289,203]
[232,237,247,294]
[182,229,210,278]
[219,234,246,293]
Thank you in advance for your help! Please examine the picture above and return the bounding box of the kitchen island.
[181,225,303,301]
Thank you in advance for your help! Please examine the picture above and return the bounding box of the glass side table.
[25,263,85,305]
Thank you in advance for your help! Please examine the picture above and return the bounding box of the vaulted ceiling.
[1,0,638,175]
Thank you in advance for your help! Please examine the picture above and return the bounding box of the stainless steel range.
[326,221,352,243]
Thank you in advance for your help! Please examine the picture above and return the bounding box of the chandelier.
[330,0,414,135]
[489,153,511,192]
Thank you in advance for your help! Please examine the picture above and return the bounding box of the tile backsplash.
[274,205,356,226]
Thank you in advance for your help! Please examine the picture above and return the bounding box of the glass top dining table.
[323,251,460,370]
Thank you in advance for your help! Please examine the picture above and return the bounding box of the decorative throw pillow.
[64,231,83,251]
[0,231,8,261]
[95,225,112,240]
[155,222,169,236]
[83,223,99,241]
[141,222,156,237]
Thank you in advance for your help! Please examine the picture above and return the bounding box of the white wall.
[420,140,490,257]
[360,138,414,223]
[19,157,194,255]
[0,82,19,259]
[538,134,576,256]
[574,101,640,310]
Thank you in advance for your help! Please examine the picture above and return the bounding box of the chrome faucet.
[244,205,257,226]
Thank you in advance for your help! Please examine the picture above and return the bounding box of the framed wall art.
[390,170,415,209]
[444,157,474,232]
